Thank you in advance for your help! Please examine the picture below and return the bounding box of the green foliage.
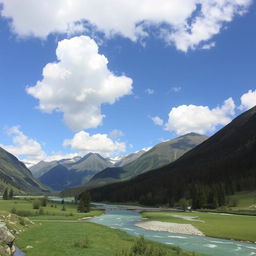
[32,199,41,209]
[39,207,44,215]
[62,205,66,211]
[3,188,8,200]
[19,217,25,226]
[177,198,189,211]
[8,188,14,200]
[40,196,48,207]
[78,192,91,213]
[74,236,90,248]
[115,236,186,256]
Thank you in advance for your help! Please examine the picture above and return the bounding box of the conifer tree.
[77,192,91,212]
[3,188,8,200]
[9,188,14,200]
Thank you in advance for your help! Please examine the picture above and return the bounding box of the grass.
[141,211,256,242]
[0,198,103,220]
[15,221,210,256]
[0,198,212,256]
[228,191,256,209]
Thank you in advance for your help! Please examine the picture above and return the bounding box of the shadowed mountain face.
[61,133,207,196]
[32,153,113,191]
[88,107,256,205]
[0,147,50,194]
[86,133,208,188]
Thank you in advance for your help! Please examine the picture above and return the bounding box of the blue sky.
[0,0,255,165]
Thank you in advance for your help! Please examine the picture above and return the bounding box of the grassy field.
[0,198,212,256]
[15,221,210,256]
[142,211,256,242]
[0,198,102,220]
[228,191,256,209]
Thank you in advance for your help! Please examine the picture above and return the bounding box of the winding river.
[90,203,256,256]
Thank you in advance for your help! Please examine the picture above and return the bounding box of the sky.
[0,0,256,166]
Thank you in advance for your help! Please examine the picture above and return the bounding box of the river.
[89,203,256,256]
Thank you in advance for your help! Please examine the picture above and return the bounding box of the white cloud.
[63,131,126,157]
[165,98,236,135]
[145,88,154,95]
[0,0,252,52]
[171,87,182,93]
[26,36,133,130]
[0,126,47,164]
[151,116,164,126]
[109,129,124,139]
[239,89,256,111]
[201,42,216,50]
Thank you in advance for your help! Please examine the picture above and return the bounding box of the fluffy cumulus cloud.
[151,116,164,126]
[27,36,133,130]
[0,0,252,51]
[239,89,256,110]
[165,98,235,135]
[63,131,126,157]
[0,126,47,165]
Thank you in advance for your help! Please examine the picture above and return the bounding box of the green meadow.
[142,211,256,242]
[0,198,211,256]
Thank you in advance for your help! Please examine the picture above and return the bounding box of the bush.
[19,217,25,226]
[11,207,17,214]
[74,236,90,248]
[32,200,41,209]
[39,207,44,215]
[40,196,48,207]
[15,210,35,217]
[115,236,171,256]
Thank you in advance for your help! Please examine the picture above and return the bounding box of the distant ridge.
[32,153,113,191]
[61,133,207,196]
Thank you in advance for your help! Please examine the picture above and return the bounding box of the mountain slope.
[38,164,95,191]
[34,153,113,191]
[87,133,208,188]
[30,160,58,178]
[113,150,147,167]
[0,147,50,194]
[89,107,256,206]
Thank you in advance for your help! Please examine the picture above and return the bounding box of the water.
[14,248,25,256]
[89,203,256,256]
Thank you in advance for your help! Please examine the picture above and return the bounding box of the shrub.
[115,236,171,256]
[19,217,25,226]
[15,210,34,217]
[74,236,90,248]
[11,207,17,214]
[32,200,41,209]
[40,196,48,207]
[39,207,44,215]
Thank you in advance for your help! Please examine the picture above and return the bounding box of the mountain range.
[61,133,207,196]
[88,106,256,207]
[0,147,49,194]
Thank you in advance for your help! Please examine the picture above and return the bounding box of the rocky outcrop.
[0,222,15,255]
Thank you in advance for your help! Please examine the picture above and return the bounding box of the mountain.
[0,147,50,194]
[30,160,59,178]
[89,107,256,207]
[113,150,148,167]
[33,153,113,191]
[38,164,96,191]
[86,133,208,188]
[61,133,207,196]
